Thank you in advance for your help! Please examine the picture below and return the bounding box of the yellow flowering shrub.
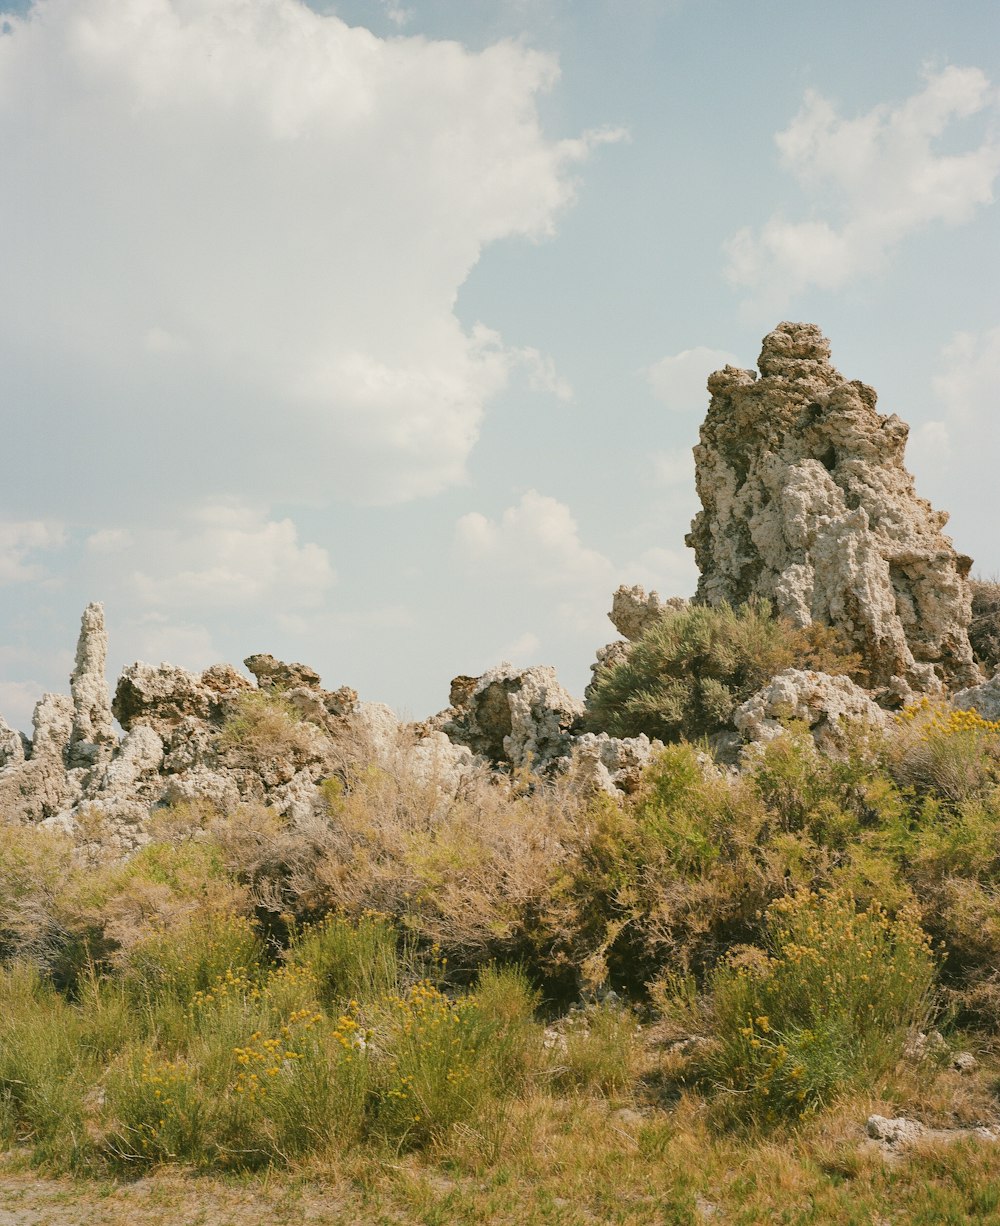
[704,889,935,1124]
[889,698,1000,803]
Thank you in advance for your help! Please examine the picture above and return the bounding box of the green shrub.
[284,912,406,1009]
[105,961,367,1170]
[121,911,265,1010]
[217,689,316,766]
[585,601,862,743]
[370,978,519,1151]
[0,964,92,1167]
[550,1000,638,1095]
[887,700,1000,805]
[703,889,935,1124]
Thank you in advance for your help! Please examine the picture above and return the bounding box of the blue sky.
[1,0,998,729]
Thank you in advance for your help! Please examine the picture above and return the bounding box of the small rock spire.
[68,601,116,766]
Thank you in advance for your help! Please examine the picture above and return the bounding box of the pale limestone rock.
[687,322,978,692]
[734,668,887,755]
[113,661,220,736]
[0,718,25,770]
[442,663,583,772]
[409,731,477,793]
[609,585,687,642]
[97,726,164,796]
[160,766,242,812]
[565,732,663,797]
[352,702,479,798]
[351,702,404,758]
[0,694,81,822]
[953,674,1000,722]
[866,1115,927,1146]
[68,602,116,767]
[31,692,74,762]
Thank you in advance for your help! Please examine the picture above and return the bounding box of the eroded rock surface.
[734,668,887,755]
[953,674,1000,723]
[68,602,116,767]
[687,322,978,692]
[441,663,584,772]
[564,732,663,797]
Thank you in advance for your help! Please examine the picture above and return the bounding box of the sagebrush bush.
[886,698,1000,805]
[703,889,935,1124]
[217,689,318,766]
[550,1001,639,1095]
[969,577,1000,674]
[585,601,863,743]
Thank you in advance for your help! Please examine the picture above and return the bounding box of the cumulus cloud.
[456,490,615,589]
[118,613,222,672]
[128,501,334,609]
[647,346,739,412]
[726,66,1000,301]
[933,324,1000,427]
[0,0,610,507]
[0,521,66,584]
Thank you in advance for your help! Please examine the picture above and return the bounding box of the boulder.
[609,585,687,642]
[686,322,979,692]
[565,732,663,797]
[244,653,322,691]
[442,663,583,772]
[0,717,25,770]
[952,674,1000,723]
[113,662,222,736]
[734,668,887,755]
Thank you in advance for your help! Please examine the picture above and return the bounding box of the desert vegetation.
[4,607,1000,1222]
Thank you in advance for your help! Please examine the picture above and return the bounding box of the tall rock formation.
[68,602,116,766]
[686,322,979,693]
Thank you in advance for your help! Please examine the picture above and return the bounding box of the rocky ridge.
[1,323,992,853]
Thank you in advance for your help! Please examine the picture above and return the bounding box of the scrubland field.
[5,606,1000,1223]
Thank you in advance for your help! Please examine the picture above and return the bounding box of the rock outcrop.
[68,602,116,768]
[564,732,663,797]
[441,663,584,772]
[686,322,979,693]
[734,668,888,756]
[952,674,1000,723]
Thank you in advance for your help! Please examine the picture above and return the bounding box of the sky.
[1,0,999,731]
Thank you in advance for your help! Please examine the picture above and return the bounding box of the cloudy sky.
[1,0,998,730]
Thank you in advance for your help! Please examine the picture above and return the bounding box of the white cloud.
[647,346,740,412]
[0,521,66,584]
[86,528,134,554]
[129,501,334,609]
[651,447,695,487]
[906,419,953,476]
[500,631,542,663]
[121,613,221,671]
[932,324,1000,426]
[456,490,615,589]
[0,0,611,506]
[726,66,1000,301]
